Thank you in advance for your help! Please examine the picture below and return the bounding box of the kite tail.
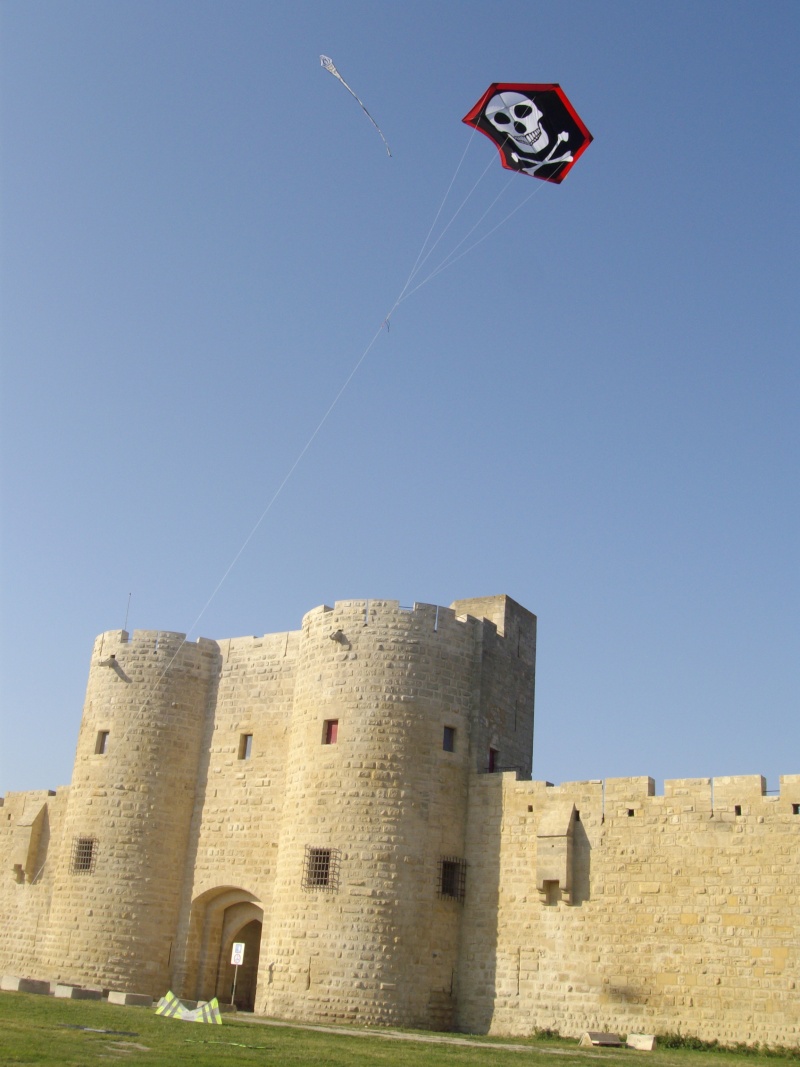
[320,55,392,157]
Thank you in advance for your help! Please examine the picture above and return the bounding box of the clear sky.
[1,1,797,797]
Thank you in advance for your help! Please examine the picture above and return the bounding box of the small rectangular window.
[238,734,253,760]
[323,719,338,745]
[488,748,498,773]
[442,726,455,752]
[71,836,97,874]
[302,846,341,891]
[792,804,800,815]
[95,730,109,755]
[438,857,467,902]
[543,879,560,906]
[734,804,742,816]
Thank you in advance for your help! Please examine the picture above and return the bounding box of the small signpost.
[230,941,245,1007]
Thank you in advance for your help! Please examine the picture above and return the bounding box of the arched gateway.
[184,887,263,1010]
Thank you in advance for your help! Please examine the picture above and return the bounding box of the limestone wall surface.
[0,788,68,979]
[170,628,299,1002]
[458,772,800,1047]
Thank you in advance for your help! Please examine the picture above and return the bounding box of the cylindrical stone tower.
[260,600,488,1028]
[38,629,219,994]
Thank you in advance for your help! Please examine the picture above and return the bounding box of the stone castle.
[1,595,797,1045]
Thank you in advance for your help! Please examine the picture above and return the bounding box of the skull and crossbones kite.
[462,83,592,184]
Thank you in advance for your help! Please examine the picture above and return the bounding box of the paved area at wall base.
[237,1013,609,1056]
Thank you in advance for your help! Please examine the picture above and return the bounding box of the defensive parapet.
[36,629,221,994]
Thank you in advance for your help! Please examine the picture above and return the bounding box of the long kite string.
[392,123,486,306]
[123,136,546,715]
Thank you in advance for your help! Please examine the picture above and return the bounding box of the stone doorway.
[216,915,262,1011]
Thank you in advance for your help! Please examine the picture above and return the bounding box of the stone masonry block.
[1,975,51,995]
[55,985,103,1000]
[107,990,154,1007]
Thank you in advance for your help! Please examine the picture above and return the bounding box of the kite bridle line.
[390,119,483,313]
[117,120,562,728]
[397,170,549,305]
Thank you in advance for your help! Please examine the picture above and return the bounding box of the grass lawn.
[0,991,796,1067]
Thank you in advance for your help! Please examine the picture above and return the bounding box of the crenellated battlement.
[301,594,534,640]
[529,773,800,816]
[91,628,218,657]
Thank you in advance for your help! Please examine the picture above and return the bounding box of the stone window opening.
[438,857,467,903]
[627,808,635,817]
[542,879,560,906]
[238,734,253,760]
[71,836,97,874]
[734,805,742,816]
[94,730,109,755]
[323,719,338,745]
[302,846,341,891]
[792,803,800,815]
[488,748,498,773]
[442,726,455,753]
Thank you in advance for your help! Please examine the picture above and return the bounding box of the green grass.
[0,992,797,1067]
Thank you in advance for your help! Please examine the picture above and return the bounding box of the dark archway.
[216,916,262,1011]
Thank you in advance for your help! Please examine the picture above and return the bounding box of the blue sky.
[1,1,797,796]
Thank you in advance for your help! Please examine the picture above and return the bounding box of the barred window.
[302,846,341,891]
[438,857,466,902]
[71,836,98,874]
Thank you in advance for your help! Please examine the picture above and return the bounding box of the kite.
[155,991,222,1024]
[463,83,592,183]
[320,55,392,157]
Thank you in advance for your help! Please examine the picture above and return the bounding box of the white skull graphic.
[485,91,549,154]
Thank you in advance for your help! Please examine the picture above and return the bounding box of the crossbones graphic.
[511,131,573,174]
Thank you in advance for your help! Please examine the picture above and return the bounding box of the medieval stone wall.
[170,629,299,1001]
[0,788,68,978]
[0,595,796,1047]
[458,772,800,1046]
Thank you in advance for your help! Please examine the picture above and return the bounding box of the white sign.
[231,942,245,966]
